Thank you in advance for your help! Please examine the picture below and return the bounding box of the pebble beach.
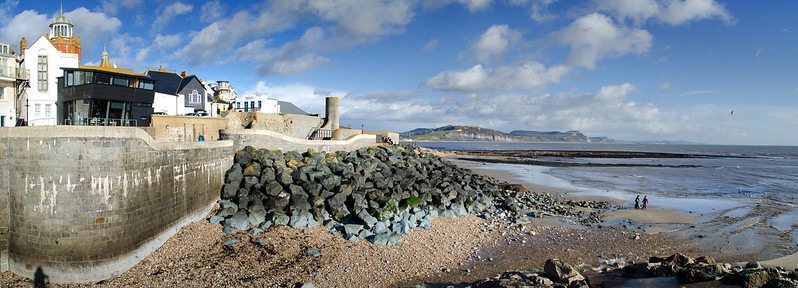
[2,147,795,287]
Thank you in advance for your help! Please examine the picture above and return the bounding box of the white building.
[19,5,80,126]
[0,43,16,126]
[233,94,280,114]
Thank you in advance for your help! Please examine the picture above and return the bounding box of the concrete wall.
[148,115,229,141]
[221,128,376,152]
[249,113,323,139]
[0,126,233,282]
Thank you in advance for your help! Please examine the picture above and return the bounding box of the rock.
[243,163,261,177]
[263,182,283,197]
[225,164,244,184]
[289,211,317,228]
[746,261,762,269]
[248,228,264,236]
[304,249,322,257]
[724,268,780,288]
[209,215,225,224]
[343,224,363,236]
[265,192,291,212]
[327,193,350,221]
[373,221,389,234]
[622,263,650,278]
[248,204,267,227]
[357,209,378,228]
[676,265,719,284]
[369,232,402,246]
[223,239,239,246]
[270,212,290,226]
[298,282,316,288]
[217,200,238,217]
[222,183,239,199]
[544,258,585,284]
[225,210,250,231]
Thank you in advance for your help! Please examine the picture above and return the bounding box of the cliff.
[401,125,613,142]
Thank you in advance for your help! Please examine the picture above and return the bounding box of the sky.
[1,0,797,145]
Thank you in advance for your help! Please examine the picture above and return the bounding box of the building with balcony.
[57,49,155,127]
[18,3,81,126]
[232,93,280,114]
[0,43,16,126]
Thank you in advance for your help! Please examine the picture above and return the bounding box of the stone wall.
[148,115,229,141]
[0,126,233,282]
[221,128,376,153]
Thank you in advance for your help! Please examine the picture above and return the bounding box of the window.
[34,104,41,118]
[258,100,262,107]
[236,102,240,109]
[37,55,48,91]
[0,58,6,76]
[0,88,4,100]
[45,104,51,117]
[66,71,74,87]
[189,89,200,103]
[138,80,154,90]
[95,73,111,85]
[244,102,248,110]
[112,76,129,87]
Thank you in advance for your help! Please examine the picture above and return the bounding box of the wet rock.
[544,258,585,284]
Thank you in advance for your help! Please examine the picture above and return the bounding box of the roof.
[277,100,309,115]
[66,66,148,78]
[145,70,182,94]
[178,75,201,93]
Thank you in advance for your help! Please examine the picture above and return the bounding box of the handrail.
[64,117,138,126]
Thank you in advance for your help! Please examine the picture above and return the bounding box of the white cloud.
[306,0,415,43]
[200,0,224,23]
[152,2,193,33]
[0,10,48,46]
[596,0,733,26]
[423,38,439,52]
[425,62,570,93]
[65,8,122,57]
[154,33,182,50]
[459,0,492,12]
[472,24,520,63]
[509,0,559,22]
[556,13,652,69]
[232,27,328,75]
[98,0,142,15]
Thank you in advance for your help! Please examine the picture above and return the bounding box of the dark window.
[258,100,262,107]
[112,76,129,87]
[95,73,111,85]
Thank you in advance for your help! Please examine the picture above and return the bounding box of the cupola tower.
[48,2,81,63]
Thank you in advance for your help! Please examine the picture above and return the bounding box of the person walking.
[642,196,649,209]
[634,195,640,209]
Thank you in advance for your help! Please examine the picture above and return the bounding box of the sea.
[410,142,798,211]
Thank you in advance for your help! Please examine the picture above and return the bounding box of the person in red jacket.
[642,196,649,209]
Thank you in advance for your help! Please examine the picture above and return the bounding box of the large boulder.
[543,258,585,284]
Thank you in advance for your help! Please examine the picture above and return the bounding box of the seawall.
[0,126,233,282]
[221,128,376,152]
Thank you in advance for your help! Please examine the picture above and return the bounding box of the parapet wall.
[221,128,376,152]
[0,126,233,282]
[250,113,323,139]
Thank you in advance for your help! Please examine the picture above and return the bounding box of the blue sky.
[2,0,797,145]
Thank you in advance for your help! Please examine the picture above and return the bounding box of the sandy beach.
[2,151,795,287]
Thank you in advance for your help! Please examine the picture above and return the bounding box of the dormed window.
[37,55,48,91]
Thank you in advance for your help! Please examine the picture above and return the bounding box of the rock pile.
[463,254,798,288]
[211,145,606,245]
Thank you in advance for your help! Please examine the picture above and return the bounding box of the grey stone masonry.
[0,126,233,283]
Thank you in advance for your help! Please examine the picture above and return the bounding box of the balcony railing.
[64,118,138,126]
[0,66,15,79]
[17,68,29,80]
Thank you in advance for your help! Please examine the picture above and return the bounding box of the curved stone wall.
[0,126,233,282]
[221,128,376,152]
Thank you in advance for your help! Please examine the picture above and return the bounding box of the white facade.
[152,92,189,116]
[234,94,279,114]
[22,36,79,126]
[0,43,16,126]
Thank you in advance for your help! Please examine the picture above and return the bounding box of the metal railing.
[311,128,333,140]
[64,118,138,126]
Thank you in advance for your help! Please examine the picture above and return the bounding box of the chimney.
[19,37,26,57]
[181,71,187,77]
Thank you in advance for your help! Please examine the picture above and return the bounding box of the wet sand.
[447,154,798,270]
